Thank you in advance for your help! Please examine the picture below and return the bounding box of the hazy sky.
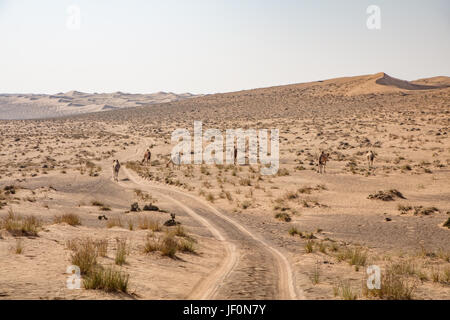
[0,0,449,94]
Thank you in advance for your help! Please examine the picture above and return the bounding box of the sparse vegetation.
[275,212,291,222]
[1,210,42,237]
[368,189,405,201]
[83,266,129,293]
[336,247,367,266]
[115,238,129,266]
[67,238,99,274]
[138,216,162,232]
[305,240,314,253]
[53,213,81,226]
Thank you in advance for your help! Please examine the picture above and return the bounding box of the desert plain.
[0,72,449,300]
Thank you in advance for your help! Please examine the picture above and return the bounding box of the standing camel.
[112,159,121,182]
[367,150,375,169]
[141,149,151,165]
[317,151,329,174]
[166,153,181,170]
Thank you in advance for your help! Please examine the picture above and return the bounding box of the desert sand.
[0,72,449,300]
[0,91,198,120]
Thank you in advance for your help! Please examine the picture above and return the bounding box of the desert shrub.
[68,238,98,274]
[401,164,412,171]
[206,193,215,202]
[305,240,314,253]
[444,217,450,229]
[177,238,196,253]
[311,262,320,285]
[368,189,405,201]
[241,200,252,209]
[277,168,289,176]
[288,227,301,236]
[284,191,298,200]
[94,239,108,257]
[174,225,187,237]
[339,281,357,300]
[83,266,129,293]
[91,200,104,207]
[239,178,252,186]
[1,210,42,237]
[138,217,161,232]
[53,213,81,226]
[107,217,123,228]
[298,186,313,194]
[143,232,196,257]
[275,212,291,222]
[413,206,439,215]
[336,247,367,266]
[115,238,128,266]
[397,204,413,214]
[372,265,418,300]
[318,241,327,253]
[160,234,178,258]
[143,235,160,253]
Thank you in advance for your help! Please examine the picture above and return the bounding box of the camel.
[367,150,375,169]
[317,151,329,174]
[166,153,181,170]
[141,148,151,165]
[112,159,121,182]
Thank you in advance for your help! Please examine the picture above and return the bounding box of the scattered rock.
[143,204,159,211]
[164,213,180,226]
[130,202,140,212]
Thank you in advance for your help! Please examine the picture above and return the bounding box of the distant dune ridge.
[0,73,448,120]
[0,91,198,120]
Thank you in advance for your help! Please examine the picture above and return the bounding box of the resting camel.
[367,150,375,169]
[141,149,151,165]
[112,159,121,182]
[317,151,329,174]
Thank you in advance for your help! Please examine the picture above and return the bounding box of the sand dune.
[0,91,198,120]
[2,73,447,121]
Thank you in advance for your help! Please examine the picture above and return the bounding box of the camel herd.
[112,148,376,181]
[316,150,375,174]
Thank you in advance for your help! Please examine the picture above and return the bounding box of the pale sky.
[0,0,449,94]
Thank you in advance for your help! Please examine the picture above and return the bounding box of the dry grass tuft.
[53,213,81,226]
[1,209,42,237]
[83,266,129,293]
[115,238,129,266]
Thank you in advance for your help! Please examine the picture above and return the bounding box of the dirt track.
[117,143,303,299]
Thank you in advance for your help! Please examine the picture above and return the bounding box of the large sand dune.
[0,91,198,120]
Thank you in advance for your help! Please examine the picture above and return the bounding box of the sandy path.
[118,170,239,299]
[115,143,303,299]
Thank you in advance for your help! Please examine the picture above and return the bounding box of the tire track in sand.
[118,172,238,299]
[121,166,303,299]
[117,141,303,299]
